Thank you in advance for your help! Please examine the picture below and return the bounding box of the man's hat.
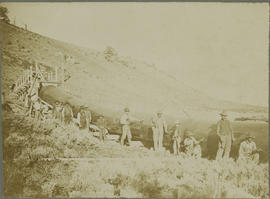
[55,101,59,105]
[220,110,228,116]
[124,107,130,112]
[246,133,255,139]
[80,105,85,109]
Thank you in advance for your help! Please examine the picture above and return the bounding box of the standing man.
[151,110,168,151]
[216,111,235,160]
[77,105,92,134]
[54,101,63,122]
[170,120,182,155]
[33,98,42,126]
[120,107,142,146]
[84,105,92,134]
[62,102,74,125]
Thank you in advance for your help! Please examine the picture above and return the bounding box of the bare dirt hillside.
[0,21,267,123]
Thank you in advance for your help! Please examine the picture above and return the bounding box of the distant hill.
[0,21,267,123]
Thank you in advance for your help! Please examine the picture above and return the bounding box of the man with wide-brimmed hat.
[238,133,261,164]
[216,110,235,160]
[120,107,143,146]
[151,110,168,151]
[169,120,182,155]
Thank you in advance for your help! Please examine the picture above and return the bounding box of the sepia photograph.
[0,2,269,198]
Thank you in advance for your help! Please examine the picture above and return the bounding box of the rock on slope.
[0,21,267,122]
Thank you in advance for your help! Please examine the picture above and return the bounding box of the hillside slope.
[0,21,267,122]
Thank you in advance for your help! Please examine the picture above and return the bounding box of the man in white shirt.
[238,133,261,164]
[151,111,168,151]
[120,107,142,146]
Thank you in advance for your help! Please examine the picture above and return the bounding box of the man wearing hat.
[238,133,261,164]
[120,107,143,146]
[62,102,74,125]
[216,110,235,160]
[151,110,168,151]
[169,120,182,155]
[54,101,63,122]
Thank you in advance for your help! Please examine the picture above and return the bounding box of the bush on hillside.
[104,46,118,62]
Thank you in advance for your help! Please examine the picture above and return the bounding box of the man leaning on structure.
[120,107,142,146]
[216,110,235,160]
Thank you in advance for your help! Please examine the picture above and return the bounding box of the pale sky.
[1,2,269,106]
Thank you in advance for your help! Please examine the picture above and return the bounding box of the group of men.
[10,81,262,163]
[119,108,261,163]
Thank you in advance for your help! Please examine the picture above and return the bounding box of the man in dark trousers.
[216,111,235,160]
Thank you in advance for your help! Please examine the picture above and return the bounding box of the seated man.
[96,115,108,142]
[238,133,261,164]
[182,131,202,159]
